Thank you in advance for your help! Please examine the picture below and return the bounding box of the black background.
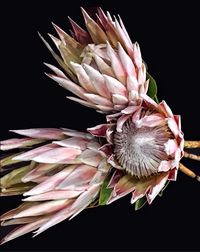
[0,0,200,251]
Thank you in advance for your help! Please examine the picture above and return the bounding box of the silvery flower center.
[114,117,172,178]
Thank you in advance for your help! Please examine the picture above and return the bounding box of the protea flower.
[0,7,199,245]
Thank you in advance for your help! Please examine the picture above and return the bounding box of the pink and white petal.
[46,74,86,100]
[56,165,96,190]
[62,128,93,139]
[167,118,180,138]
[93,54,115,77]
[96,104,114,112]
[103,74,127,97]
[116,114,131,132]
[127,75,139,92]
[146,173,169,204]
[83,64,111,98]
[0,217,50,245]
[158,160,172,172]
[70,62,96,92]
[113,104,126,111]
[135,114,165,128]
[121,105,140,115]
[13,144,57,161]
[44,63,67,78]
[23,190,83,202]
[164,139,178,156]
[159,100,174,118]
[131,190,146,204]
[0,138,44,151]
[69,183,101,220]
[106,41,126,84]
[131,108,143,122]
[13,200,70,218]
[137,63,146,85]
[53,137,89,150]
[118,42,136,77]
[112,94,128,105]
[32,147,82,164]
[10,128,64,140]
[118,15,133,46]
[106,112,122,122]
[77,149,103,167]
[84,93,113,106]
[87,124,108,137]
[23,166,76,196]
[133,42,142,69]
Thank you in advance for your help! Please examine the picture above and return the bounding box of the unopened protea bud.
[40,7,148,113]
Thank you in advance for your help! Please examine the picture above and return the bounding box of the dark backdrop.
[0,0,200,251]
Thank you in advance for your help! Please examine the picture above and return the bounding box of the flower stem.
[184,141,200,148]
[184,151,200,161]
[179,163,200,182]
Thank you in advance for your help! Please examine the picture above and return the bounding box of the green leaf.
[99,176,113,205]
[135,197,147,211]
[146,72,158,102]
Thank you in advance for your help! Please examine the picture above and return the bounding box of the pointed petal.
[93,54,115,77]
[0,138,44,151]
[44,63,67,78]
[103,74,127,97]
[112,94,128,105]
[53,137,89,150]
[83,64,111,98]
[84,93,113,107]
[77,149,103,167]
[87,124,108,137]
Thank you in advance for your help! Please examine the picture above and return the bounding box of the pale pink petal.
[159,100,174,117]
[116,114,131,132]
[96,104,114,112]
[127,76,139,91]
[83,64,111,98]
[168,118,180,137]
[0,138,44,151]
[121,105,140,115]
[135,114,165,128]
[164,139,178,156]
[0,217,49,245]
[98,143,113,156]
[33,200,75,236]
[107,154,123,170]
[10,128,64,140]
[56,165,96,190]
[53,137,89,150]
[132,42,142,69]
[106,41,126,84]
[13,144,57,161]
[158,160,172,172]
[46,73,86,100]
[32,147,82,164]
[112,94,128,105]
[44,63,67,78]
[84,93,113,106]
[103,74,127,97]
[93,54,115,77]
[13,200,70,218]
[137,63,146,85]
[62,128,93,139]
[24,190,82,202]
[77,149,103,167]
[70,62,96,92]
[87,124,108,137]
[23,166,76,196]
[118,42,136,77]
[69,183,101,220]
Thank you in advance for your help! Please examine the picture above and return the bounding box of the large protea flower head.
[0,6,199,246]
[40,7,148,113]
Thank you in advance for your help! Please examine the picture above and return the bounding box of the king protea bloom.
[40,7,148,113]
[1,7,200,245]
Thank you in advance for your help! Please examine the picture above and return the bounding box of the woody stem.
[184,141,200,148]
[179,163,200,182]
[184,151,200,161]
